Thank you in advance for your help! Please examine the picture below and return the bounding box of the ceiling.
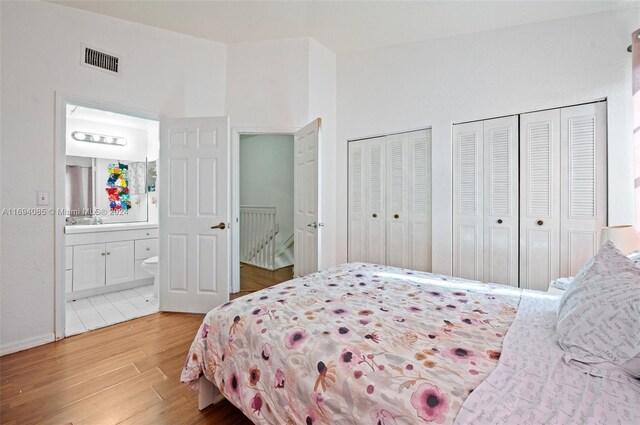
[49,0,638,53]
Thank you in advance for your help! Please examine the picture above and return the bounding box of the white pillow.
[556,241,640,377]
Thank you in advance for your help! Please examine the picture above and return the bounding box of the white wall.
[336,8,640,275]
[226,38,310,129]
[240,134,294,249]
[308,39,337,269]
[227,37,338,268]
[0,0,227,353]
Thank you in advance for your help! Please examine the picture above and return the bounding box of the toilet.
[141,256,159,298]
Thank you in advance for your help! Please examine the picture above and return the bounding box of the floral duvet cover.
[181,263,521,424]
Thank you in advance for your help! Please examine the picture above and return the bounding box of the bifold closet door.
[385,133,409,268]
[453,121,484,281]
[385,130,432,271]
[483,116,519,286]
[520,109,561,291]
[407,130,432,272]
[559,102,607,277]
[365,137,387,264]
[348,140,367,262]
[348,137,386,264]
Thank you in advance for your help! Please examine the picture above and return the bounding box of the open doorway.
[234,133,295,297]
[60,102,160,336]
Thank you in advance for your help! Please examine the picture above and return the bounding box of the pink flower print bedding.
[181,263,521,424]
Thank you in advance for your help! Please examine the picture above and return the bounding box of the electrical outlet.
[37,191,49,206]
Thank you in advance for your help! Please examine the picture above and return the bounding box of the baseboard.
[66,277,153,301]
[0,332,55,356]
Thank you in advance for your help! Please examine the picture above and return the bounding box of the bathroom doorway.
[55,95,161,337]
[230,130,297,297]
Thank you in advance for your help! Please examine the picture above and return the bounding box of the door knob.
[497,219,503,224]
[372,213,377,218]
[307,222,318,229]
[394,214,400,219]
[211,222,226,230]
[537,220,544,226]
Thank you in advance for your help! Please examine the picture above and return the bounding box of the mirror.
[65,164,93,217]
[147,160,157,192]
[65,155,150,225]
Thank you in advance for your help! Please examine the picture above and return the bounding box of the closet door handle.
[101,252,106,256]
[537,220,544,226]
[211,222,226,230]
[394,214,400,219]
[372,213,377,218]
[497,219,503,224]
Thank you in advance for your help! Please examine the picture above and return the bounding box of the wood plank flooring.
[232,264,293,299]
[0,265,294,424]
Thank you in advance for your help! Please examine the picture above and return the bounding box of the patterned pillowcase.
[556,241,640,376]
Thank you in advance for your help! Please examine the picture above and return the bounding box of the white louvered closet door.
[386,133,409,268]
[407,130,432,271]
[560,102,607,276]
[520,109,561,291]
[483,116,519,286]
[348,140,366,262]
[365,137,387,264]
[453,121,484,281]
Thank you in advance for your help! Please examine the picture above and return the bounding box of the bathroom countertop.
[65,222,159,234]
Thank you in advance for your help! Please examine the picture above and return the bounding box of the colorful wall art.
[105,162,131,210]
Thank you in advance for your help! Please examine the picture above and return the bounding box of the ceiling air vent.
[82,45,119,74]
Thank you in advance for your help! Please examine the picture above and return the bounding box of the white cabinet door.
[72,243,106,291]
[483,116,519,286]
[106,241,135,285]
[348,140,367,262]
[406,130,432,272]
[365,137,387,265]
[453,121,484,281]
[520,109,561,291]
[560,102,607,276]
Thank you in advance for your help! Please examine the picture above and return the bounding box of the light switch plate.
[37,191,49,206]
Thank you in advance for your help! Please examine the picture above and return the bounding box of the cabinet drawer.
[135,259,154,280]
[65,270,73,293]
[135,238,158,260]
[65,246,73,270]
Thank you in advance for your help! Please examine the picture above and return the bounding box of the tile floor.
[66,285,159,336]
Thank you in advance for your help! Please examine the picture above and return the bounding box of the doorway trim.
[230,127,298,293]
[54,92,161,340]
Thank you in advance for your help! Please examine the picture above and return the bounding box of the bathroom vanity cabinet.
[65,224,158,300]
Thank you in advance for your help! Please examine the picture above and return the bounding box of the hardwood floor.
[0,313,252,425]
[0,265,295,424]
[232,263,293,299]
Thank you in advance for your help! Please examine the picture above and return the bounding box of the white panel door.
[294,118,321,277]
[72,243,106,291]
[520,109,561,291]
[159,116,230,313]
[105,240,135,285]
[365,137,386,265]
[386,133,409,268]
[560,102,607,276]
[407,129,432,272]
[348,140,366,262]
[483,116,519,286]
[453,121,484,280]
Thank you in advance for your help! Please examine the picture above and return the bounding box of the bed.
[180,262,640,424]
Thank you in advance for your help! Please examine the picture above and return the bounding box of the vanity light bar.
[72,131,127,146]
